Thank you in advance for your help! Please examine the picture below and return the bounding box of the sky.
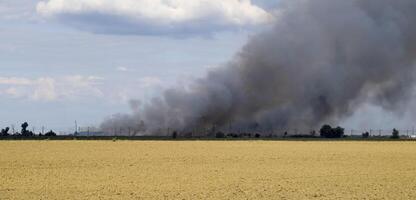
[0,0,415,134]
[0,0,278,133]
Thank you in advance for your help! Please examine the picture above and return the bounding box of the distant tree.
[44,130,57,137]
[320,125,333,138]
[21,122,28,135]
[172,131,178,139]
[283,131,288,138]
[310,130,316,137]
[215,132,225,138]
[391,129,400,139]
[21,122,34,136]
[255,133,261,138]
[333,126,345,138]
[320,125,345,138]
[362,132,370,138]
[1,127,10,136]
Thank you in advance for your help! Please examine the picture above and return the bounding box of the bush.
[172,131,178,139]
[45,130,57,137]
[391,129,399,139]
[255,133,261,138]
[362,132,370,138]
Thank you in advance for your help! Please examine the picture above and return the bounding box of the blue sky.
[0,0,276,133]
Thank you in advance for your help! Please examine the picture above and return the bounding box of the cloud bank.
[36,0,272,36]
[0,75,103,102]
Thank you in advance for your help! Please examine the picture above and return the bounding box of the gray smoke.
[102,0,416,135]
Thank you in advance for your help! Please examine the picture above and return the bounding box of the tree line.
[0,122,57,137]
[0,122,402,139]
[209,124,402,139]
[319,124,400,139]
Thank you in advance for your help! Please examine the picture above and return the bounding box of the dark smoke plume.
[102,0,416,135]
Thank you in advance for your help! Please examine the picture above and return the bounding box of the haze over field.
[1,0,416,133]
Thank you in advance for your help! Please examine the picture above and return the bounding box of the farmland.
[1,141,416,199]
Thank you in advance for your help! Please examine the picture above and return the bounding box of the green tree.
[320,125,344,138]
[391,129,399,139]
[320,124,333,138]
[333,126,345,138]
[1,127,10,136]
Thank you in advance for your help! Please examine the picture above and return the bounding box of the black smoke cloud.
[102,0,416,135]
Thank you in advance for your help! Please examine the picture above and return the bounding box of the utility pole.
[74,120,78,135]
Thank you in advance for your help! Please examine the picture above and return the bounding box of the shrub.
[362,132,370,138]
[45,130,57,137]
[255,133,261,138]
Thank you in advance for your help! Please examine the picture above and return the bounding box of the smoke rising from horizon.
[102,0,416,135]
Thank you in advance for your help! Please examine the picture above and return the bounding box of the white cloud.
[36,0,272,36]
[32,77,57,101]
[0,75,103,102]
